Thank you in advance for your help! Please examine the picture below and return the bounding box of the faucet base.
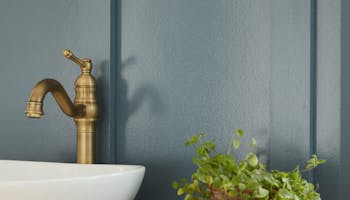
[75,119,95,164]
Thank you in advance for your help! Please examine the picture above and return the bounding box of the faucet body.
[25,50,98,164]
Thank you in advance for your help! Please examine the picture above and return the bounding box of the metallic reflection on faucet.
[25,50,99,164]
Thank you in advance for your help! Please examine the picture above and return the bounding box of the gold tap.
[25,50,99,164]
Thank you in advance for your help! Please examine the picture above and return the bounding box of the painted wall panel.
[269,0,311,171]
[117,0,315,199]
[341,0,350,198]
[0,0,111,163]
[0,0,323,199]
[117,0,312,199]
[316,0,341,199]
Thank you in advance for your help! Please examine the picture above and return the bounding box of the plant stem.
[227,133,235,155]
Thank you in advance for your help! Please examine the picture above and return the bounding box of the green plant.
[172,129,325,200]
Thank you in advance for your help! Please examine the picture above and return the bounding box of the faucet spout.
[25,79,84,118]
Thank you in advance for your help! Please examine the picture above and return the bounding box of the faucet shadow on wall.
[116,56,164,163]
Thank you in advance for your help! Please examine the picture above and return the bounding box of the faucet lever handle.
[63,49,92,73]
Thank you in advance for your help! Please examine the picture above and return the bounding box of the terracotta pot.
[210,188,240,200]
[210,188,253,200]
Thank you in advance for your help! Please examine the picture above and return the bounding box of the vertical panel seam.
[109,0,117,163]
[310,0,318,183]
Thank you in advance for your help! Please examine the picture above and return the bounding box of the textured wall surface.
[0,0,111,163]
[316,0,341,199]
[269,0,311,171]
[1,0,342,199]
[116,0,311,199]
[341,0,350,198]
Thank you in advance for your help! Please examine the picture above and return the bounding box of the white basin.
[0,160,145,200]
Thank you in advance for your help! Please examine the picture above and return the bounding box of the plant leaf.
[233,140,240,149]
[172,181,179,189]
[277,189,294,199]
[177,188,185,196]
[238,183,246,191]
[246,153,258,167]
[236,129,244,137]
[254,187,269,198]
[250,137,256,147]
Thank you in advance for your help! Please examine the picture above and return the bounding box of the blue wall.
[0,0,112,163]
[115,0,312,199]
[0,0,345,199]
[315,0,341,199]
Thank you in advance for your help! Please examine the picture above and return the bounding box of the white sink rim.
[0,160,146,200]
[0,160,145,184]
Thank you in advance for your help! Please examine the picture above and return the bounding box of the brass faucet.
[25,50,98,164]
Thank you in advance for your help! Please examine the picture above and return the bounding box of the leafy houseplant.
[172,129,325,200]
